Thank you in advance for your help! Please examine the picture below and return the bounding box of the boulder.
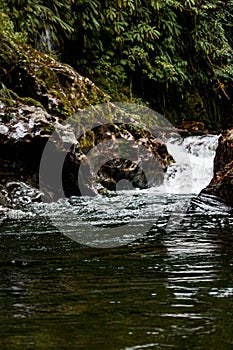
[0,99,174,207]
[0,36,173,207]
[0,40,108,120]
[0,101,59,188]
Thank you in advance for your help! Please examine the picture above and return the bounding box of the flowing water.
[0,135,233,350]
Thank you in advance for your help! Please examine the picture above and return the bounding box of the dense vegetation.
[0,0,233,129]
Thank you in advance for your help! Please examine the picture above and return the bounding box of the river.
[0,135,233,349]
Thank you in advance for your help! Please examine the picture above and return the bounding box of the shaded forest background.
[0,0,233,130]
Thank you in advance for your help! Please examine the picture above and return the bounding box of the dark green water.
[0,202,233,350]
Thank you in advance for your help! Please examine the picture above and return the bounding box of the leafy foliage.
[0,0,232,128]
[64,0,233,128]
[0,0,73,52]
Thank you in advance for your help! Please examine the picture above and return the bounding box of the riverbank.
[0,36,232,211]
[0,90,232,211]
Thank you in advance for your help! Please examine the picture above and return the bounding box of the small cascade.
[36,26,55,53]
[0,134,227,245]
[164,134,220,194]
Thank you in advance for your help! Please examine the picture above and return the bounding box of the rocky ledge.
[190,129,233,212]
[0,33,175,210]
[0,99,173,208]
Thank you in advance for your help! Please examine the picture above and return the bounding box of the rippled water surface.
[0,192,233,350]
[1,135,232,349]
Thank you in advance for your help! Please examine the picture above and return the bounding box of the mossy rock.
[0,30,109,120]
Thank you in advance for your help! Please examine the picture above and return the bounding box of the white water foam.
[0,135,221,235]
[163,134,220,194]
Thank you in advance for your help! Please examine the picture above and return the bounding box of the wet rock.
[0,38,173,206]
[0,100,58,191]
[0,36,110,205]
[0,99,173,205]
[62,121,173,196]
[0,101,58,142]
[177,121,209,137]
[0,125,8,135]
[0,181,42,209]
[92,122,173,191]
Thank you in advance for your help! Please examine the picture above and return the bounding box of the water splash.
[165,134,220,194]
[1,134,222,244]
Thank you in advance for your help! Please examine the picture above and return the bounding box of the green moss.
[1,98,15,108]
[79,130,95,153]
[1,89,44,111]
[0,85,18,101]
[19,97,45,109]
[43,125,56,134]
[1,32,107,121]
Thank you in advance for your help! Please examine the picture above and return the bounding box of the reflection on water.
[0,195,233,349]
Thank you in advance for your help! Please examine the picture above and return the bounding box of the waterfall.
[0,134,223,245]
[163,134,220,194]
[36,25,55,53]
